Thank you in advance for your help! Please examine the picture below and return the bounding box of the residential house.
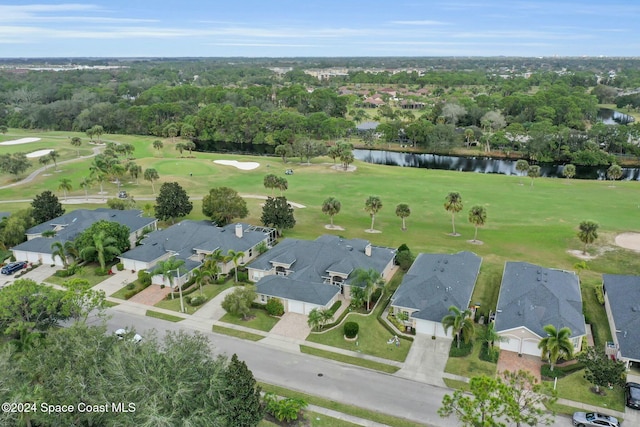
[119,220,275,287]
[495,262,586,357]
[390,252,482,337]
[11,208,156,266]
[248,235,396,315]
[603,274,640,369]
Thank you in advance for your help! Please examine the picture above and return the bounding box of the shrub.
[541,362,584,379]
[54,269,74,278]
[265,298,284,316]
[263,393,307,423]
[189,295,206,306]
[185,296,192,304]
[116,262,124,271]
[237,270,249,282]
[138,270,152,287]
[479,342,499,363]
[123,290,137,300]
[344,322,359,338]
[126,283,135,290]
[371,287,382,303]
[449,340,473,357]
[216,277,227,284]
[95,267,108,276]
[396,250,415,271]
[595,285,605,305]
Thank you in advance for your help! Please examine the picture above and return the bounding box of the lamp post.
[173,268,185,313]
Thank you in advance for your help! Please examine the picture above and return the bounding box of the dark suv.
[1,261,27,275]
[626,382,640,409]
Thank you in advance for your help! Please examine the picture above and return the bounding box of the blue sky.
[1,1,639,58]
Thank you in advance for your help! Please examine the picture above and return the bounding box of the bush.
[479,342,499,363]
[396,250,415,271]
[541,362,584,379]
[449,340,473,357]
[328,300,342,315]
[189,295,206,306]
[138,270,152,287]
[344,322,359,338]
[265,298,284,316]
[54,269,74,278]
[123,290,137,300]
[237,270,249,282]
[371,287,382,303]
[595,285,605,305]
[116,262,124,271]
[126,283,135,290]
[95,267,108,276]
[185,296,192,304]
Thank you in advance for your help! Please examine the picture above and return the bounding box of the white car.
[115,328,143,343]
[572,412,619,427]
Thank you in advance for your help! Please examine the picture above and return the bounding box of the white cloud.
[390,20,449,26]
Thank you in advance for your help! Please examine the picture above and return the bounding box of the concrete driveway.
[1,264,58,288]
[395,334,451,386]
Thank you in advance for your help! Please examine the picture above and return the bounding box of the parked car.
[626,381,640,409]
[118,190,128,199]
[572,411,619,427]
[1,261,27,275]
[115,328,143,343]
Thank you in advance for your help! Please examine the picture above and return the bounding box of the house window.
[260,295,265,302]
[276,266,286,276]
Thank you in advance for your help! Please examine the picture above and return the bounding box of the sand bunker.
[26,149,53,158]
[214,160,260,170]
[615,232,640,252]
[0,137,42,145]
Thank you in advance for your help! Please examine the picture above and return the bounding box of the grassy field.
[545,370,625,412]
[444,338,497,378]
[299,345,400,373]
[45,264,111,288]
[2,128,639,354]
[211,325,265,341]
[220,309,280,332]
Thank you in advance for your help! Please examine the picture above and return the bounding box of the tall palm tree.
[515,159,529,185]
[322,197,341,227]
[79,176,93,200]
[64,240,80,263]
[307,308,323,331]
[395,203,411,231]
[226,249,245,283]
[444,192,463,236]
[562,164,576,180]
[154,256,186,312]
[143,168,159,194]
[477,322,505,357]
[58,178,72,200]
[441,305,474,348]
[538,325,574,371]
[204,249,224,279]
[50,241,68,269]
[152,140,163,155]
[578,220,599,254]
[468,205,487,242]
[49,150,60,170]
[528,165,540,187]
[70,136,82,157]
[364,196,383,231]
[39,155,51,170]
[79,230,121,272]
[191,267,214,295]
[351,268,384,311]
[276,177,288,196]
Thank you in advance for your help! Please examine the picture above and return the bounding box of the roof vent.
[443,259,448,264]
[440,268,445,272]
[346,245,353,251]
[633,306,639,312]
[517,310,523,316]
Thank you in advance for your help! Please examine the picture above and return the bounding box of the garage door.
[304,303,319,315]
[288,300,304,314]
[499,335,520,353]
[521,339,541,357]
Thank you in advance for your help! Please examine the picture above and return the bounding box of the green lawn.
[220,309,280,332]
[146,310,184,322]
[300,345,400,373]
[545,370,625,412]
[444,338,497,378]
[111,279,148,300]
[154,282,233,314]
[45,265,111,288]
[211,325,265,341]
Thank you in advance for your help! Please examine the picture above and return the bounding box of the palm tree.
[340,150,355,170]
[70,136,82,157]
[515,159,529,185]
[607,164,623,185]
[79,176,93,200]
[191,267,214,295]
[322,197,341,227]
[49,150,60,170]
[152,140,164,155]
[39,155,51,170]
[395,203,411,231]
[444,192,463,236]
[227,249,245,283]
[528,165,540,187]
[184,141,196,156]
[464,128,475,147]
[307,308,323,331]
[364,196,383,231]
[275,176,288,196]
[58,178,72,200]
[175,142,185,156]
[538,324,574,371]
[50,241,68,269]
[204,249,224,280]
[143,168,159,194]
[578,220,599,254]
[562,164,576,181]
[154,256,186,312]
[79,230,121,272]
[127,162,142,184]
[351,268,384,311]
[64,240,80,263]
[468,205,487,242]
[263,174,278,196]
[441,305,475,348]
[477,322,505,357]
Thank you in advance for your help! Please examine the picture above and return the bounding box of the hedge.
[449,340,473,357]
[328,300,342,315]
[478,342,499,363]
[344,322,359,338]
[541,361,584,379]
[595,285,605,305]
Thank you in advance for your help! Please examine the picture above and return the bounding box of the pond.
[353,149,640,181]
[597,108,635,125]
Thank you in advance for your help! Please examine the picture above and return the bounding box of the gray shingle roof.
[14,208,155,254]
[495,262,585,338]
[256,275,339,306]
[356,121,380,131]
[603,274,640,361]
[120,220,270,266]
[251,235,396,303]
[391,252,482,322]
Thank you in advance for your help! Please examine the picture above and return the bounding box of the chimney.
[235,223,243,238]
[365,244,372,257]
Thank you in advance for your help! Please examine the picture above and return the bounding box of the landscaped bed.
[46,265,112,288]
[153,282,233,313]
